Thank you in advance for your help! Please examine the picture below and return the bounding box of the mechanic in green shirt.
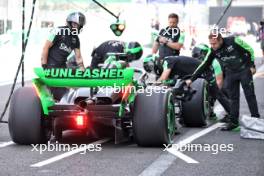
[186,33,260,131]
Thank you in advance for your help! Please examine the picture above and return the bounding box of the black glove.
[42,64,48,69]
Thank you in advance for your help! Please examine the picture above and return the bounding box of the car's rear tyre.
[133,88,175,147]
[8,87,51,145]
[182,78,209,127]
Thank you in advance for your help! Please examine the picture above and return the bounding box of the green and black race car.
[8,52,177,147]
[8,51,208,147]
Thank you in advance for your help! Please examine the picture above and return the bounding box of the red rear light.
[76,115,84,126]
[74,115,87,129]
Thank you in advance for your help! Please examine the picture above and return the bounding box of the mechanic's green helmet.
[192,43,210,61]
[143,54,163,75]
[124,42,143,61]
[143,54,155,73]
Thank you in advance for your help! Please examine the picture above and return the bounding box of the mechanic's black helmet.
[154,57,164,76]
[125,41,143,61]
[192,43,210,61]
[143,54,155,73]
[66,12,86,32]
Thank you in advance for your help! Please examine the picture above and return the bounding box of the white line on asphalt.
[0,141,14,148]
[173,123,224,147]
[139,123,224,176]
[138,154,177,176]
[165,149,199,164]
[166,123,224,163]
[30,138,110,168]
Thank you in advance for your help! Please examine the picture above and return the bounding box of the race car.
[8,52,181,147]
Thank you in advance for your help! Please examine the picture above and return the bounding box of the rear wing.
[34,67,134,87]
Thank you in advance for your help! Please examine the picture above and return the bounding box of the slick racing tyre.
[182,79,209,127]
[8,87,51,144]
[133,88,175,146]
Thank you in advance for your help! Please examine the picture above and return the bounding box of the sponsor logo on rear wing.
[33,67,134,87]
[43,68,125,79]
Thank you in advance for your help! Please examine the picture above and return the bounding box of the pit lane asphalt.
[0,58,263,176]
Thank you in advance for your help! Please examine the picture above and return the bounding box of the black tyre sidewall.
[182,79,208,127]
[8,87,49,144]
[133,88,173,146]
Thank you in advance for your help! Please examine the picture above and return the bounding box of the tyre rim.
[174,101,182,118]
[167,93,175,143]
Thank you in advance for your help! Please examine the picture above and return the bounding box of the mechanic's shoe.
[221,122,239,131]
[232,126,241,132]
[178,118,184,125]
[209,112,218,121]
[251,116,260,119]
[219,114,231,123]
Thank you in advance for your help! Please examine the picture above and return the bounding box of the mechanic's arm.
[157,58,174,82]
[158,32,185,50]
[41,28,59,67]
[165,40,183,50]
[186,51,214,86]
[157,69,172,82]
[165,32,185,50]
[152,41,159,54]
[74,48,85,71]
[215,73,224,89]
[152,30,162,54]
[41,40,53,67]
[234,37,256,74]
[212,59,224,89]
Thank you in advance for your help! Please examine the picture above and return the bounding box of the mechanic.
[258,19,264,60]
[152,13,185,60]
[192,44,230,121]
[41,12,86,100]
[145,44,230,121]
[186,33,260,131]
[90,40,143,68]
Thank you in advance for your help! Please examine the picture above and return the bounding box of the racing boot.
[209,111,218,121]
[219,114,231,123]
[221,122,239,131]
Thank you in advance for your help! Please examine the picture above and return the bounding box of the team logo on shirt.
[107,41,123,47]
[226,45,234,52]
[59,43,72,53]
[220,56,236,62]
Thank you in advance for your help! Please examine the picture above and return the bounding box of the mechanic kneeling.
[90,40,143,68]
[144,44,231,121]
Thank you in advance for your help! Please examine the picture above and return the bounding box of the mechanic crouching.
[144,44,231,121]
[186,33,260,131]
[90,40,143,68]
